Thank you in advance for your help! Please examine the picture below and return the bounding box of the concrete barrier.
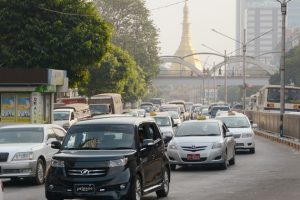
[254,129,300,151]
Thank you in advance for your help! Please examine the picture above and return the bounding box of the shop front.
[0,69,68,125]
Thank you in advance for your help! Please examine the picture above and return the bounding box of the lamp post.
[202,44,228,103]
[212,28,273,111]
[277,0,291,137]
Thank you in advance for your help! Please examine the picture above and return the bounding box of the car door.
[222,124,235,160]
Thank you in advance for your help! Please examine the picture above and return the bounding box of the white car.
[167,111,182,126]
[151,112,176,147]
[167,119,236,170]
[216,112,256,154]
[0,124,66,184]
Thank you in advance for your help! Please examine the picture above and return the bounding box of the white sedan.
[167,119,236,170]
[0,124,66,184]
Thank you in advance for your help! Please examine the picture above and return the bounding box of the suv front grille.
[0,153,9,162]
[181,146,206,152]
[67,168,107,177]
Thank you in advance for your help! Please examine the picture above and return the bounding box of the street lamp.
[276,0,291,137]
[212,28,273,111]
[201,44,228,104]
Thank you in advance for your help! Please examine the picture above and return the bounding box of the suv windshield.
[217,116,250,128]
[62,124,135,150]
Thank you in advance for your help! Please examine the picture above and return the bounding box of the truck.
[88,93,123,116]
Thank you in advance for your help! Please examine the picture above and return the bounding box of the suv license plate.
[187,154,200,160]
[75,184,95,193]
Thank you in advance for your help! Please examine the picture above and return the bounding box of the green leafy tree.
[80,45,146,102]
[269,45,300,86]
[0,0,111,86]
[93,0,160,82]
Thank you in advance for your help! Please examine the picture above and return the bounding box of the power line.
[150,0,187,11]
[38,7,95,17]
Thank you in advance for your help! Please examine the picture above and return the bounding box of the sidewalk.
[254,129,300,151]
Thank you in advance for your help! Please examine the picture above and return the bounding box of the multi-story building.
[236,0,281,65]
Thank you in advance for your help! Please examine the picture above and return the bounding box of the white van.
[53,103,90,130]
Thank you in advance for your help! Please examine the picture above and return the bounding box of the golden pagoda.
[170,0,203,76]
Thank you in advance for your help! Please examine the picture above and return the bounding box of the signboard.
[31,92,44,123]
[48,69,65,85]
[1,94,16,122]
[16,94,31,122]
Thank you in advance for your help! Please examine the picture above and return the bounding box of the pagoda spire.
[172,0,203,73]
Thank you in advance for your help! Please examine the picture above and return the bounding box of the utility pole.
[277,0,291,137]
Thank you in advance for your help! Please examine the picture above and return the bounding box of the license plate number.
[187,154,200,160]
[75,184,95,193]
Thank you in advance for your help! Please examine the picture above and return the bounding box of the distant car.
[209,106,230,118]
[45,116,170,200]
[0,179,3,200]
[151,112,176,147]
[167,119,236,170]
[0,124,66,184]
[216,112,256,154]
[167,111,182,126]
[123,109,146,117]
[140,102,155,113]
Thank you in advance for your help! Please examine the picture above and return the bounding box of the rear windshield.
[217,116,250,128]
[0,128,44,144]
[62,124,135,150]
[176,122,220,137]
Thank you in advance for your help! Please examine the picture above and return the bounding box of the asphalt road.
[3,135,300,200]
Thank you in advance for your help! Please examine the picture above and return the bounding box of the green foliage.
[0,0,112,86]
[80,45,146,102]
[269,45,300,86]
[93,0,160,82]
[217,85,260,104]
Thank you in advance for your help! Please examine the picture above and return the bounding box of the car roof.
[216,112,246,118]
[182,119,222,124]
[76,116,155,126]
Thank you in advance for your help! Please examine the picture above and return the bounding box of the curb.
[254,129,300,151]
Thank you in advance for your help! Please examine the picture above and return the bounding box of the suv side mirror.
[51,141,62,149]
[142,139,155,147]
[163,135,173,144]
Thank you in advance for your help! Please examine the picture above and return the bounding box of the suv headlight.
[242,133,253,138]
[51,159,65,168]
[212,142,223,149]
[109,158,128,167]
[12,152,34,161]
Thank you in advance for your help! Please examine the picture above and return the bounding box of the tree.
[269,45,300,86]
[0,0,111,86]
[80,45,146,102]
[93,0,160,82]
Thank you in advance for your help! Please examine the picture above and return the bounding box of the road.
[3,135,300,200]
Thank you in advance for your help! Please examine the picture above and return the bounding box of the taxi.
[216,111,256,154]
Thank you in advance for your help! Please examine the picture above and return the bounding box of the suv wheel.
[156,168,170,198]
[34,159,45,185]
[127,175,142,200]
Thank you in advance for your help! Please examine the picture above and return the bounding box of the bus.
[256,85,300,112]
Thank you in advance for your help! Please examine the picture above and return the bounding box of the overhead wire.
[150,0,188,11]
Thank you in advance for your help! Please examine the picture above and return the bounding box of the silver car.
[167,119,236,170]
[0,124,66,184]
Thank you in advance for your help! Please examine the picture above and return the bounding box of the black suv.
[45,116,170,200]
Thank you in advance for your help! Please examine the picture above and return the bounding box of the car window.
[53,127,66,141]
[176,122,221,137]
[0,127,44,143]
[148,123,161,140]
[153,116,171,127]
[63,124,134,150]
[217,116,250,128]
[47,128,57,141]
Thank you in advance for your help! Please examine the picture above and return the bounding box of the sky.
[145,0,236,67]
